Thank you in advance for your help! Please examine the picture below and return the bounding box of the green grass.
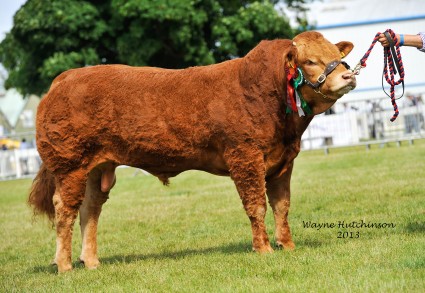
[1,141,425,292]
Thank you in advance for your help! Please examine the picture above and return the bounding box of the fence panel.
[302,95,425,150]
[0,148,41,180]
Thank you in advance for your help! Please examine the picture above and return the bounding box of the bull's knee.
[248,206,273,253]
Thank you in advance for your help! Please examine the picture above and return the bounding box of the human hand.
[378,33,400,47]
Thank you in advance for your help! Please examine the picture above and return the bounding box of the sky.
[0,0,26,81]
[0,0,27,42]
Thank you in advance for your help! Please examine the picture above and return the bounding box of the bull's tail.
[28,164,56,222]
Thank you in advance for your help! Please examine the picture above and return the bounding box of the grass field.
[1,142,424,292]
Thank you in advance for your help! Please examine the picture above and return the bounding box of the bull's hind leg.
[266,162,295,250]
[225,147,273,253]
[52,170,87,272]
[78,167,112,269]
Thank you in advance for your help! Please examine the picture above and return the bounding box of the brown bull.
[29,31,356,272]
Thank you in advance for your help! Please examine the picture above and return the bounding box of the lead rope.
[353,29,405,122]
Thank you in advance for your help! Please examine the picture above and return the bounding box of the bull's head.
[289,31,356,114]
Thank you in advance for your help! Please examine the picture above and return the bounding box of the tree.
[0,0,309,96]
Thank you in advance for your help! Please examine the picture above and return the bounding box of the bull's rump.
[36,63,242,174]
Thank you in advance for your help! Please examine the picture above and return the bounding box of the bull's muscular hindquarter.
[29,31,356,272]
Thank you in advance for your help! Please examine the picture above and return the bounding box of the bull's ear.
[286,42,297,67]
[335,41,354,59]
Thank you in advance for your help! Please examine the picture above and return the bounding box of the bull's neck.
[298,86,338,115]
[282,112,314,143]
[237,39,338,139]
[238,44,337,119]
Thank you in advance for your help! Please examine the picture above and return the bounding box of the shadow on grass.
[30,260,86,274]
[404,221,425,233]
[29,241,251,274]
[102,241,251,265]
[29,238,324,274]
[102,237,326,266]
[295,237,325,248]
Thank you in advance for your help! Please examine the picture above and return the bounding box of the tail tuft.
[28,164,56,222]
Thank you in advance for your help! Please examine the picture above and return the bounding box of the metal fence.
[0,148,41,180]
[301,94,425,150]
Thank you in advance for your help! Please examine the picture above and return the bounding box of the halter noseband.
[303,60,350,89]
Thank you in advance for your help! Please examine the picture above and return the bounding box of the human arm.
[378,32,425,52]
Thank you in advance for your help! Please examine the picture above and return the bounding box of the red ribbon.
[286,67,298,112]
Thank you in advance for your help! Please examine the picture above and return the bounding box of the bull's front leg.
[266,161,295,250]
[225,147,273,253]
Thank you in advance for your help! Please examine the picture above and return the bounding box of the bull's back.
[37,63,243,173]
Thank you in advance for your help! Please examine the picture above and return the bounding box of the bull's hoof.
[57,262,73,273]
[78,257,100,270]
[276,240,295,251]
[52,257,73,272]
[253,244,274,254]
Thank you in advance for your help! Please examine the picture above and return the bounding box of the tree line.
[0,0,311,96]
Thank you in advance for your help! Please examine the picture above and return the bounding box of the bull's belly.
[122,144,230,180]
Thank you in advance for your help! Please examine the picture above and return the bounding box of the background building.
[0,89,39,144]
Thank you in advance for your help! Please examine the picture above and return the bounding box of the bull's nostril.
[342,72,354,80]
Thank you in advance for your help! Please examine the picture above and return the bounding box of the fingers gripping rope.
[356,29,405,122]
